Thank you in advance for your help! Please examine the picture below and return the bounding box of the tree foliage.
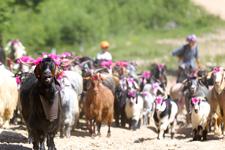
[0,0,221,54]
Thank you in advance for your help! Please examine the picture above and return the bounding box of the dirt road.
[192,0,225,20]
[1,118,225,150]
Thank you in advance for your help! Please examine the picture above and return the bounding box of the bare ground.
[1,117,225,150]
[192,0,225,20]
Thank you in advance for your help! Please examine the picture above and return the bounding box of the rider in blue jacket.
[172,34,200,82]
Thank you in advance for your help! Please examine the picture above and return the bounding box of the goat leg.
[193,129,197,141]
[121,110,126,128]
[97,122,102,136]
[32,139,39,150]
[93,120,96,136]
[170,121,176,139]
[39,135,46,150]
[65,124,71,138]
[107,124,111,137]
[202,129,208,141]
[59,123,64,138]
[47,134,56,150]
[87,119,92,136]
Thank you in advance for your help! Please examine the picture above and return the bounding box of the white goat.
[191,97,210,141]
[125,90,144,130]
[141,82,164,125]
[0,64,19,127]
[59,70,82,138]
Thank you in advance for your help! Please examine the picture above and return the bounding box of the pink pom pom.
[128,90,136,98]
[157,64,165,71]
[141,71,151,79]
[213,66,222,73]
[15,76,21,85]
[191,97,200,104]
[155,96,163,104]
[115,61,128,67]
[33,57,43,65]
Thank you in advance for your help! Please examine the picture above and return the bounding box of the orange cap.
[100,41,109,49]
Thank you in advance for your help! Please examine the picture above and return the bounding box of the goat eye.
[49,63,55,70]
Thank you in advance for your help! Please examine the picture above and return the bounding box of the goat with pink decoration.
[191,96,210,141]
[125,90,144,130]
[153,95,178,139]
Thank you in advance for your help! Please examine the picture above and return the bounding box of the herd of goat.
[0,52,225,149]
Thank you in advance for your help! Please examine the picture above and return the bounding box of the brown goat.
[208,67,225,135]
[84,74,114,137]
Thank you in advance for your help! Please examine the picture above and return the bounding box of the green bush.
[0,0,223,55]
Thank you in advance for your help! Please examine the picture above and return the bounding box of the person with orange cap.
[96,41,112,61]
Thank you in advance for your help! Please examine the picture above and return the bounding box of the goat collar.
[40,90,61,122]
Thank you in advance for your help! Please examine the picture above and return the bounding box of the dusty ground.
[1,115,225,150]
[192,0,225,20]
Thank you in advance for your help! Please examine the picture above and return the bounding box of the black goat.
[20,57,61,150]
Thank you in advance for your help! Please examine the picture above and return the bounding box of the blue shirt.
[172,44,198,69]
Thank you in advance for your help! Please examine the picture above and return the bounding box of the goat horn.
[80,60,93,66]
[182,79,188,84]
[19,60,35,66]
[94,67,109,73]
[61,59,75,66]
[83,76,91,80]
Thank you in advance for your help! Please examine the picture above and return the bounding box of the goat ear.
[182,79,187,84]
[206,71,213,79]
[54,65,58,76]
[34,64,41,79]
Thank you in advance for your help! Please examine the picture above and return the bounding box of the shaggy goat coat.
[0,64,18,126]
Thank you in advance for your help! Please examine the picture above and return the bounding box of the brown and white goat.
[84,74,114,137]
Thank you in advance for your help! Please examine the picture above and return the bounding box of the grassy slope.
[74,23,225,71]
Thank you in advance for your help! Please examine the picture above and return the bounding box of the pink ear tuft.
[155,96,163,104]
[213,66,222,74]
[128,90,136,98]
[157,64,165,71]
[142,71,151,79]
[15,76,21,85]
[127,77,135,84]
[191,97,200,104]
[115,61,128,67]
[33,57,43,65]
